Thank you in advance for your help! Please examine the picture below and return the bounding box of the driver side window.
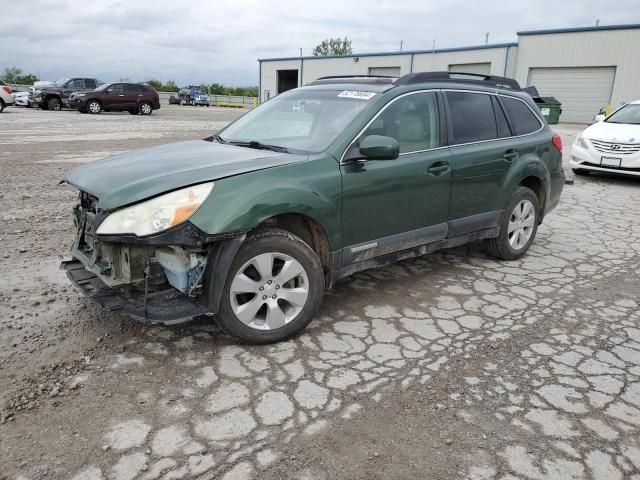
[66,79,85,89]
[109,84,124,94]
[362,92,440,154]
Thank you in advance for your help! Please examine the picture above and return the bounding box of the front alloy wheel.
[87,100,102,114]
[216,229,324,344]
[230,252,309,330]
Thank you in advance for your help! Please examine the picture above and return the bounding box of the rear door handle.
[119,94,125,97]
[427,162,450,176]
[503,149,519,161]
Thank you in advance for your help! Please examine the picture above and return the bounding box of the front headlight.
[35,89,41,95]
[96,182,214,236]
[574,136,589,149]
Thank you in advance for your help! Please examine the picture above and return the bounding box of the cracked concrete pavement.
[1,106,639,479]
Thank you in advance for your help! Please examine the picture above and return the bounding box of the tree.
[1,66,39,85]
[312,37,352,56]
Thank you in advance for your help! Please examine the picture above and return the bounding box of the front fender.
[189,157,342,251]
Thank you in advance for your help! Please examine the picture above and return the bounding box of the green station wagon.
[61,72,564,343]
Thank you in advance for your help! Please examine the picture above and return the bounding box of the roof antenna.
[595,19,600,26]
[485,32,490,45]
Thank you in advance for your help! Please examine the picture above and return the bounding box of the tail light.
[2,85,11,95]
[552,134,562,152]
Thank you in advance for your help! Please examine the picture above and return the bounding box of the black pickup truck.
[30,77,102,110]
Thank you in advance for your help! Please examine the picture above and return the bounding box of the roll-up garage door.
[368,67,401,77]
[448,63,491,75]
[527,67,615,123]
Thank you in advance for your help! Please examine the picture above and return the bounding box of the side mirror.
[594,114,606,122]
[358,135,400,160]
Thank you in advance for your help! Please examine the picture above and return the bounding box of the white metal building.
[258,23,640,123]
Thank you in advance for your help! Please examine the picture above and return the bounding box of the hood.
[583,121,640,143]
[65,140,308,209]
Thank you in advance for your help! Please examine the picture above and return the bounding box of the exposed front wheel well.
[256,214,331,274]
[518,176,545,221]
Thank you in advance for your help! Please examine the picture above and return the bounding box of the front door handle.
[503,149,519,161]
[119,94,125,97]
[427,162,450,176]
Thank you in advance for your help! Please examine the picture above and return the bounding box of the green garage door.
[449,63,492,75]
[528,67,615,123]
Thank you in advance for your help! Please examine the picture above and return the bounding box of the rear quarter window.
[501,96,542,135]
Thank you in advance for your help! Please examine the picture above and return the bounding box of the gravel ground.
[1,106,639,480]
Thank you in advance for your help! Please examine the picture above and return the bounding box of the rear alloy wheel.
[87,100,102,114]
[216,229,324,344]
[47,97,62,111]
[139,102,152,115]
[484,186,539,260]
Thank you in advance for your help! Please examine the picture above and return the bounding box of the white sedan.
[13,91,31,107]
[570,100,640,177]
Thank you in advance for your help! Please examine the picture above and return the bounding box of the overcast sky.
[1,0,638,87]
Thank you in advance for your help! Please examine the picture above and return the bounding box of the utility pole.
[299,48,302,57]
[595,19,600,26]
[485,32,490,45]
[400,40,403,52]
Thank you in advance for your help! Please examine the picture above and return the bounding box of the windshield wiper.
[205,134,226,143]
[227,140,290,153]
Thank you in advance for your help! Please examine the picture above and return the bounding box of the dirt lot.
[1,106,639,480]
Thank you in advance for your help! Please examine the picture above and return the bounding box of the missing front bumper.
[60,259,211,324]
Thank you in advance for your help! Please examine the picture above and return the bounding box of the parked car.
[0,80,15,112]
[30,77,101,110]
[571,100,640,177]
[61,71,564,344]
[13,91,31,107]
[192,89,211,107]
[70,82,161,115]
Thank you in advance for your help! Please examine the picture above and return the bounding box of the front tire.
[484,186,539,260]
[87,100,102,114]
[47,97,62,111]
[216,229,325,344]
[128,110,139,115]
[0,99,5,113]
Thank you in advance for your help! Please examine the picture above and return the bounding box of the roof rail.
[395,71,521,90]
[308,75,397,86]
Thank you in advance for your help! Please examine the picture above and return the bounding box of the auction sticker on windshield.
[337,91,376,100]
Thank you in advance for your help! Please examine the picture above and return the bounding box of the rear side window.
[85,79,97,89]
[446,92,497,144]
[124,84,141,93]
[501,97,542,135]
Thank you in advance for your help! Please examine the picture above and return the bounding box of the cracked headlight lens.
[574,136,589,149]
[96,182,214,236]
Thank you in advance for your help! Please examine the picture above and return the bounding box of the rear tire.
[572,168,590,176]
[0,99,5,113]
[484,186,539,260]
[216,229,325,344]
[139,102,152,115]
[47,97,62,111]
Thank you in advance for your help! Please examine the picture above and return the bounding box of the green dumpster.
[534,96,562,125]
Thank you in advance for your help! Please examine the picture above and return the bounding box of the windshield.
[219,89,377,153]
[94,83,111,92]
[54,78,70,86]
[605,104,640,125]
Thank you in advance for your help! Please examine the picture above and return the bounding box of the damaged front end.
[61,191,244,324]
